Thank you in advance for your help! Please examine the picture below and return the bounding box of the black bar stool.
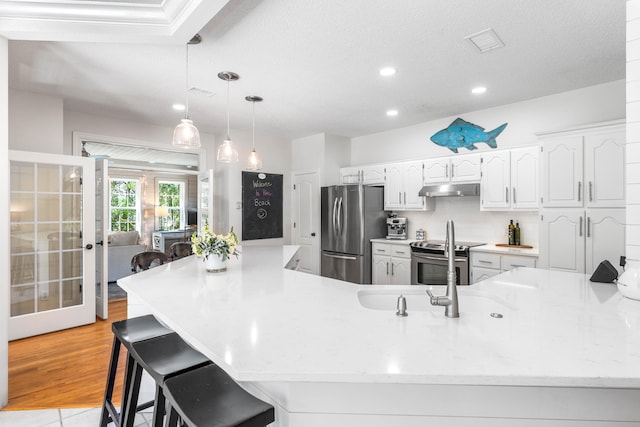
[162,364,275,427]
[99,315,174,427]
[127,333,212,427]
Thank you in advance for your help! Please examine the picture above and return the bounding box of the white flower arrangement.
[191,223,239,261]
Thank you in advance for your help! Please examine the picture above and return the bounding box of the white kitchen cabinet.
[539,209,625,275]
[340,164,385,185]
[371,243,412,285]
[423,153,481,184]
[540,123,625,208]
[384,161,434,211]
[470,250,537,284]
[480,146,538,211]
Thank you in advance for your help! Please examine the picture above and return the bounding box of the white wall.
[64,109,216,158]
[627,0,640,260]
[1,35,9,409]
[214,128,292,245]
[352,80,626,165]
[351,80,626,246]
[9,89,63,153]
[291,133,350,186]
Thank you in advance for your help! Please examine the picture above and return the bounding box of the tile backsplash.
[395,197,539,247]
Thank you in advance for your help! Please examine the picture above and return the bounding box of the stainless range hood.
[418,183,480,197]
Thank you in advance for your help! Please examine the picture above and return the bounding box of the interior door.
[95,158,108,319]
[292,170,320,274]
[9,150,95,340]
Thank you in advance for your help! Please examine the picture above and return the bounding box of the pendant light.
[245,95,263,170]
[172,34,202,149]
[216,71,240,162]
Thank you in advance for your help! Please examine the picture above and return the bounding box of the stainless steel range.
[410,240,485,286]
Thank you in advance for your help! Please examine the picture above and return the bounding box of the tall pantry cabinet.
[538,121,626,275]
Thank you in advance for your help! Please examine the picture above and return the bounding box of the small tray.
[495,243,534,249]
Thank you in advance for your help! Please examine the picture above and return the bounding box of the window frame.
[108,178,141,233]
[157,179,186,231]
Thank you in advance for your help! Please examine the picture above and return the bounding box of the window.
[158,180,185,231]
[110,179,140,232]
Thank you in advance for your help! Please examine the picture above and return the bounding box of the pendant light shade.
[216,71,240,163]
[245,95,263,171]
[173,35,202,149]
[173,118,200,149]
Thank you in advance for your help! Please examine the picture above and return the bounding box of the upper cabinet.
[423,153,481,184]
[384,160,435,211]
[480,146,538,211]
[340,164,385,185]
[540,123,625,208]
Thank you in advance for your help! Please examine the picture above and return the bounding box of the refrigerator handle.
[337,197,344,236]
[323,252,358,261]
[331,197,338,235]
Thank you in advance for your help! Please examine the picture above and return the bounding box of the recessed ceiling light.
[472,86,487,94]
[380,67,397,77]
[386,109,399,117]
[172,103,186,111]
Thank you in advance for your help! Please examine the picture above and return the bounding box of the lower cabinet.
[470,251,537,284]
[371,243,412,285]
[539,209,625,275]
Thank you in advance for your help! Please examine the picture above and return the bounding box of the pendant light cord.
[226,79,231,140]
[185,43,190,119]
[251,100,256,150]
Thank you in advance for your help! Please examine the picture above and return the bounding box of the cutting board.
[495,243,534,249]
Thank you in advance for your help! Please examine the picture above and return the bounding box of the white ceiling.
[2,0,627,140]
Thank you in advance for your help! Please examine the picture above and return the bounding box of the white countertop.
[370,238,413,245]
[119,245,640,388]
[471,243,539,257]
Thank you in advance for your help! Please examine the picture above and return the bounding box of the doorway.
[292,170,320,275]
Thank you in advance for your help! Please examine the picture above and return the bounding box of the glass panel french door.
[9,150,95,340]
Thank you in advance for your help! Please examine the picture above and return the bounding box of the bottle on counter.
[515,221,521,246]
[508,219,515,245]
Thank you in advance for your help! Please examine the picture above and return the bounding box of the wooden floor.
[4,299,128,410]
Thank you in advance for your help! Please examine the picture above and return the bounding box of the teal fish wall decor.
[430,118,508,153]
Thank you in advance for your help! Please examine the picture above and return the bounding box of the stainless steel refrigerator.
[321,185,386,284]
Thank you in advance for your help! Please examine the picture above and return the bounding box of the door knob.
[85,244,93,250]
[311,232,316,237]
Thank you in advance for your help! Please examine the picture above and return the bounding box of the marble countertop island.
[119,245,640,426]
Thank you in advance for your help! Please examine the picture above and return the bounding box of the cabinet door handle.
[446,164,449,178]
[451,164,455,178]
[579,215,583,237]
[578,181,582,202]
[589,181,593,202]
[386,262,389,275]
[512,187,516,204]
[587,216,591,238]
[478,260,493,264]
[505,187,509,203]
[391,263,394,276]
[395,250,406,255]
[404,192,406,205]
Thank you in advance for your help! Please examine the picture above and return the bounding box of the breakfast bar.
[118,245,640,426]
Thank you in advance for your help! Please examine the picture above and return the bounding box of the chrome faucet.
[426,220,459,318]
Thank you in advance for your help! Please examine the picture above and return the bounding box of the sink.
[357,288,514,314]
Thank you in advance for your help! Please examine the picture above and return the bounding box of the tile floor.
[0,407,153,427]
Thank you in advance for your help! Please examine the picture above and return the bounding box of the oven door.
[411,253,469,286]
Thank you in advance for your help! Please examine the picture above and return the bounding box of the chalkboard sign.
[242,171,283,240]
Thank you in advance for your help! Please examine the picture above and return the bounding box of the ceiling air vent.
[464,28,505,53]
[188,87,215,97]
